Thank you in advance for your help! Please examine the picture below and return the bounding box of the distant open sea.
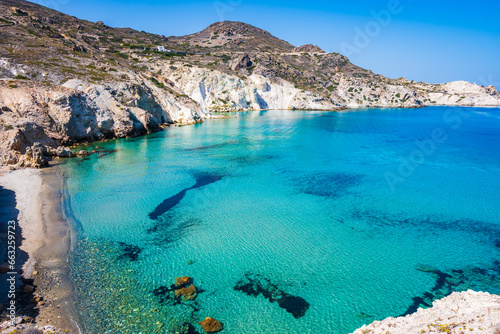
[62,107,500,333]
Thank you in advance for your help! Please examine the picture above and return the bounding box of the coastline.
[0,166,80,333]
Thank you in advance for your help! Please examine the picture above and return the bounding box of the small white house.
[157,46,166,52]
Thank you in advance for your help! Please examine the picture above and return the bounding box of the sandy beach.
[0,167,80,333]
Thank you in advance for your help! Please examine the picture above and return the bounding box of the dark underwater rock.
[174,284,197,301]
[117,242,142,261]
[234,272,310,319]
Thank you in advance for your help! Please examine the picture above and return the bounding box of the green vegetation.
[219,54,231,63]
[326,85,334,92]
[150,77,164,88]
[14,75,30,80]
[116,53,129,59]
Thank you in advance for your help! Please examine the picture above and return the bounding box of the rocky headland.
[352,290,500,334]
[0,0,499,168]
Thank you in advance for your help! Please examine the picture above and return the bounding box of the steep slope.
[0,0,499,168]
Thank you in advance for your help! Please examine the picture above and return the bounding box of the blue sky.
[31,0,500,84]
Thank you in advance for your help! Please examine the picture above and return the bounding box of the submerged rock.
[174,284,197,301]
[117,242,142,261]
[234,272,310,319]
[175,276,192,287]
[198,317,223,333]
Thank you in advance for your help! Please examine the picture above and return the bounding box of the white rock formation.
[156,63,500,111]
[158,65,339,111]
[1,57,500,168]
[352,290,500,334]
[0,77,206,168]
[429,81,500,107]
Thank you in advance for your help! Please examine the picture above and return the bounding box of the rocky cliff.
[352,290,500,334]
[0,0,499,168]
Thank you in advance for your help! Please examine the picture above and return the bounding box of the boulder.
[0,152,18,166]
[175,276,192,287]
[42,325,56,332]
[231,54,252,71]
[56,146,76,158]
[198,317,223,333]
[22,143,49,168]
[175,284,197,301]
[77,150,90,157]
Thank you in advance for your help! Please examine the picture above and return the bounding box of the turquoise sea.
[62,107,500,334]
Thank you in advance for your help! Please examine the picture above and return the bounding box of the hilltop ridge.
[170,21,295,53]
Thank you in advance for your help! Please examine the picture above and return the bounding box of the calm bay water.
[62,107,500,333]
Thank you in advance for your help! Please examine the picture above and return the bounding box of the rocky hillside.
[169,21,295,53]
[0,0,499,168]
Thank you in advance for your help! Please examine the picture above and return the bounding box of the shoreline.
[0,166,81,333]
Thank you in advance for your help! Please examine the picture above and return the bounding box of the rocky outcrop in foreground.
[352,290,500,334]
[0,78,207,168]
